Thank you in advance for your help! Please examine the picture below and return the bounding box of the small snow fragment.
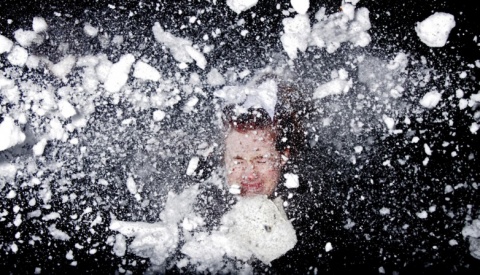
[66,250,74,260]
[10,243,18,253]
[416,210,428,219]
[470,122,479,134]
[379,207,390,215]
[133,61,161,81]
[382,115,395,130]
[422,157,429,166]
[420,90,442,108]
[126,176,137,195]
[449,239,458,246]
[42,212,61,221]
[283,173,299,189]
[186,157,199,176]
[424,144,432,155]
[32,138,47,156]
[83,23,99,37]
[325,242,333,252]
[207,68,225,86]
[153,110,166,121]
[48,224,71,241]
[6,190,17,199]
[354,146,363,153]
[415,12,456,47]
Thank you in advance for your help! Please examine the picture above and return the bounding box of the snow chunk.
[214,78,278,120]
[420,90,442,108]
[291,0,309,15]
[152,22,206,69]
[470,122,479,134]
[104,54,135,93]
[207,68,226,86]
[0,116,26,151]
[133,61,161,81]
[313,69,352,99]
[226,0,258,14]
[0,34,14,53]
[32,17,48,33]
[153,110,166,121]
[7,45,29,66]
[185,45,207,69]
[113,234,127,257]
[415,12,456,47]
[325,242,333,252]
[309,6,371,54]
[33,138,48,156]
[281,14,311,59]
[57,99,77,119]
[283,173,299,189]
[48,224,71,241]
[49,55,76,79]
[14,29,42,47]
[186,157,200,176]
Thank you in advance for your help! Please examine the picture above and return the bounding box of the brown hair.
[222,74,310,158]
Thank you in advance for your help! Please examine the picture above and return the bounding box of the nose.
[242,164,257,180]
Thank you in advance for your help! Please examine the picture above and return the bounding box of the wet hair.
[222,74,311,159]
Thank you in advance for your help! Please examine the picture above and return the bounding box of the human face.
[224,128,288,197]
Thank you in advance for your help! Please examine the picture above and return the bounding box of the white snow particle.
[419,90,442,108]
[415,12,456,47]
[283,173,299,189]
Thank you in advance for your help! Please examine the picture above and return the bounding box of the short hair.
[222,75,310,158]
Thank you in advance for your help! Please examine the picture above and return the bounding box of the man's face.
[224,128,287,197]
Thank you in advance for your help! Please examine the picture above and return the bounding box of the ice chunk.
[415,12,455,47]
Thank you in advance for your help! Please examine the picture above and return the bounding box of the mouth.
[241,181,263,195]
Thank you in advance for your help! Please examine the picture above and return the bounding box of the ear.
[280,148,290,166]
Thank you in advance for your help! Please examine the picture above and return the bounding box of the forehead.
[225,129,277,155]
